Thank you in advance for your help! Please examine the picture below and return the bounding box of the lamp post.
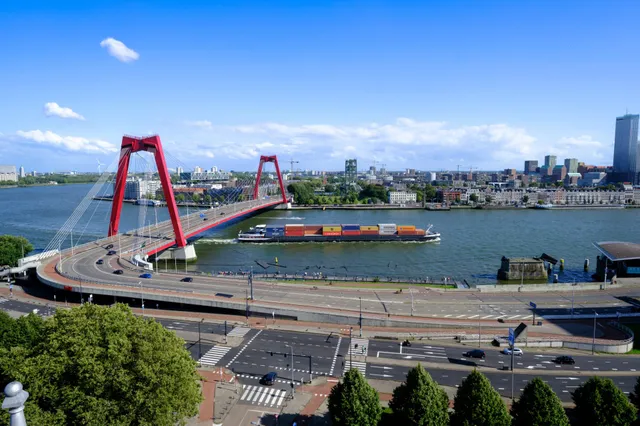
[285,344,295,395]
[349,327,353,370]
[2,381,29,426]
[198,318,204,360]
[359,297,363,337]
[592,311,598,354]
[140,281,144,316]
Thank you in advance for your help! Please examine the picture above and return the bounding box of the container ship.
[237,224,441,243]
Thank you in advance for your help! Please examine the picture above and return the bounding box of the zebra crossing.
[0,298,7,304]
[347,338,369,356]
[239,385,288,407]
[436,313,534,320]
[198,345,231,367]
[227,326,251,338]
[344,360,367,376]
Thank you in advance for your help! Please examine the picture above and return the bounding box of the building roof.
[594,241,640,261]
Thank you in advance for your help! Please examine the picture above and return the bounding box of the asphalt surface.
[3,298,640,403]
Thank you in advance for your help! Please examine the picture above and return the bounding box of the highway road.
[3,298,640,404]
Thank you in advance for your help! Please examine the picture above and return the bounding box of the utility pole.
[349,327,353,369]
[592,311,598,354]
[245,289,249,320]
[140,281,144,316]
[478,305,481,348]
[409,288,414,316]
[359,297,363,337]
[198,319,204,360]
[286,345,295,395]
[249,267,254,300]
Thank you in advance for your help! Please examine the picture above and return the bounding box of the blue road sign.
[199,213,205,218]
[508,328,515,346]
[529,301,537,309]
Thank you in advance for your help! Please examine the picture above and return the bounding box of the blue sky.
[1,0,640,173]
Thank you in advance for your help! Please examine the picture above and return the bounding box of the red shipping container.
[342,231,361,236]
[304,225,323,231]
[360,230,379,235]
[323,232,341,236]
[286,224,304,229]
[285,232,305,236]
[304,231,322,235]
[397,230,417,235]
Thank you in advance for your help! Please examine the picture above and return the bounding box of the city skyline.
[2,1,640,171]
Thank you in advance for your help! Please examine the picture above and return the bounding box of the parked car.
[501,347,523,356]
[181,277,193,282]
[107,250,116,256]
[113,269,124,275]
[96,259,104,265]
[463,349,486,359]
[139,273,152,279]
[105,244,114,250]
[554,355,575,365]
[260,372,277,386]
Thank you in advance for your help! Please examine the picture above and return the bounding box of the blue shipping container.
[342,224,360,231]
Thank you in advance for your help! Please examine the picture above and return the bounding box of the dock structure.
[593,241,640,281]
[497,256,548,282]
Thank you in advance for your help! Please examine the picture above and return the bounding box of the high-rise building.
[194,166,203,173]
[612,113,640,184]
[0,165,17,182]
[345,159,357,189]
[552,165,567,181]
[19,166,25,178]
[176,166,184,176]
[544,155,557,169]
[564,158,578,174]
[524,160,538,175]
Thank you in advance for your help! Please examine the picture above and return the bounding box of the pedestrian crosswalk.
[347,338,369,356]
[239,385,288,407]
[227,326,251,338]
[0,298,7,304]
[344,360,367,376]
[198,345,231,367]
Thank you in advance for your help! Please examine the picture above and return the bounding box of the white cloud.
[43,102,85,120]
[185,120,213,129]
[15,130,118,154]
[100,38,139,63]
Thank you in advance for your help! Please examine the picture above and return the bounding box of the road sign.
[199,213,204,218]
[508,328,515,346]
[529,301,537,309]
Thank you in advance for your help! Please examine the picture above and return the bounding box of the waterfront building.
[18,166,25,178]
[612,113,640,184]
[564,158,578,174]
[345,159,357,189]
[194,166,203,173]
[121,179,162,200]
[524,160,538,175]
[578,172,606,187]
[0,165,17,182]
[388,191,417,204]
[180,170,231,181]
[564,173,581,186]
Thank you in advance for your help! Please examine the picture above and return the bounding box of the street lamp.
[592,311,598,354]
[359,297,363,337]
[139,281,144,316]
[285,344,295,395]
[198,318,204,360]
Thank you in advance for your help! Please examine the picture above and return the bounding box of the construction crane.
[289,159,299,178]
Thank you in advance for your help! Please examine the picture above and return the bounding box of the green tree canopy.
[469,194,479,203]
[572,377,637,426]
[510,377,569,426]
[204,194,212,204]
[0,235,33,267]
[287,182,315,204]
[0,304,202,426]
[359,184,388,203]
[328,368,381,426]
[631,376,640,409]
[450,370,510,426]
[389,364,449,426]
[192,193,201,203]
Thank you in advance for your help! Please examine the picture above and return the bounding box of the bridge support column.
[172,245,197,262]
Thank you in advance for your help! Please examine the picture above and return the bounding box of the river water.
[2,183,638,284]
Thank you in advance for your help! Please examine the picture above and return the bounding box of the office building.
[120,179,162,200]
[345,159,357,187]
[176,166,184,176]
[552,165,567,181]
[0,165,17,182]
[19,166,25,178]
[504,168,517,179]
[564,158,578,174]
[612,113,640,184]
[388,191,417,204]
[524,160,538,175]
[540,155,557,176]
[427,172,436,182]
[194,166,203,173]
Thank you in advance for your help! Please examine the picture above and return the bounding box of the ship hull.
[238,233,441,243]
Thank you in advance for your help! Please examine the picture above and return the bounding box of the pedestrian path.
[227,326,252,338]
[329,336,342,376]
[0,298,7,304]
[343,360,367,376]
[347,338,369,356]
[239,384,288,407]
[272,365,327,376]
[198,345,231,367]
[437,313,534,320]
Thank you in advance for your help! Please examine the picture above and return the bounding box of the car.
[113,269,124,275]
[220,212,225,215]
[105,244,114,250]
[96,259,104,265]
[107,250,116,256]
[501,347,523,356]
[554,355,575,365]
[463,349,486,359]
[181,277,193,282]
[260,372,277,386]
[139,273,152,279]
[401,340,411,347]
[203,218,208,221]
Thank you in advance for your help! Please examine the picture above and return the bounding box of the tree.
[510,377,569,426]
[522,195,529,204]
[175,193,186,203]
[572,377,637,426]
[0,304,202,425]
[469,194,479,203]
[204,194,212,205]
[0,235,34,267]
[450,370,510,426]
[328,368,381,426]
[192,193,201,203]
[145,192,155,200]
[484,195,493,204]
[325,184,336,193]
[631,376,640,409]
[389,364,449,426]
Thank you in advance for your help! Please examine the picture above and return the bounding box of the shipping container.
[341,230,361,236]
[304,225,323,231]
[360,230,380,236]
[397,225,416,231]
[285,224,304,229]
[379,230,397,235]
[322,231,341,236]
[378,223,397,229]
[322,226,342,232]
[304,230,322,235]
[415,229,426,236]
[341,224,360,231]
[360,225,379,231]
[397,230,418,235]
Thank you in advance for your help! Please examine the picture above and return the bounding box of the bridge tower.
[108,135,188,250]
[253,155,288,204]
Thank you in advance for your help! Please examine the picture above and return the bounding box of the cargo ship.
[237,224,441,243]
